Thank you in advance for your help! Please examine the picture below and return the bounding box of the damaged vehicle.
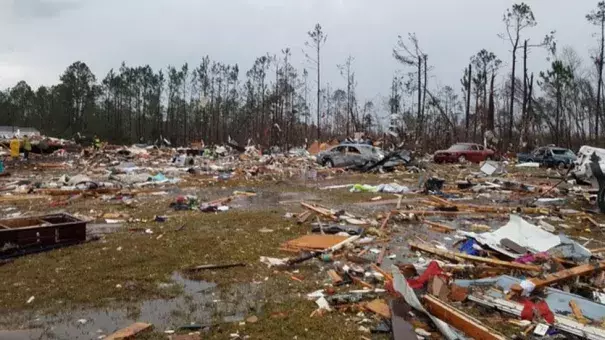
[572,146,605,212]
[316,144,384,168]
[433,143,495,163]
[517,146,576,168]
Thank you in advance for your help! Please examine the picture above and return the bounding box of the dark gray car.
[316,144,383,168]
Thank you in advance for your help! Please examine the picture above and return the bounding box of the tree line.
[2,2,605,151]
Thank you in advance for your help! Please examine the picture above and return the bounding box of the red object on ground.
[407,261,445,289]
[520,299,555,324]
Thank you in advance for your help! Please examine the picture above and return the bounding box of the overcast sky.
[0,0,599,106]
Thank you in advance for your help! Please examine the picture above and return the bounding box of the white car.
[572,145,605,212]
[572,146,605,185]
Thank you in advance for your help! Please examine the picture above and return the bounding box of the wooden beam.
[423,220,455,233]
[511,261,605,294]
[379,212,392,231]
[396,210,506,217]
[301,202,338,221]
[409,241,542,272]
[423,295,507,340]
[570,300,590,324]
[105,322,152,340]
[296,211,312,224]
[327,269,343,285]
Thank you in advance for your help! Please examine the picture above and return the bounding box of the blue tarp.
[458,239,480,256]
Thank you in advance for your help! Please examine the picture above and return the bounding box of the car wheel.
[557,162,566,170]
[457,155,466,163]
[324,159,334,168]
[485,156,493,161]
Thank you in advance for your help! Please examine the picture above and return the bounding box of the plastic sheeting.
[460,215,590,261]
[350,183,411,194]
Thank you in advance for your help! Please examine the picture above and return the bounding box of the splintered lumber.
[301,202,338,221]
[423,295,507,340]
[365,299,391,318]
[105,322,153,340]
[296,211,312,224]
[351,276,374,289]
[372,264,393,281]
[396,210,506,217]
[376,244,387,265]
[570,300,590,324]
[423,220,455,233]
[327,269,343,285]
[511,261,605,294]
[590,247,605,254]
[409,241,542,272]
[379,212,392,231]
[428,195,454,207]
[586,216,600,228]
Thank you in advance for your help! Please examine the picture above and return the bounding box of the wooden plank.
[376,244,387,265]
[296,211,312,224]
[351,276,374,289]
[281,234,349,252]
[409,241,542,272]
[327,269,343,285]
[365,299,391,318]
[379,212,392,231]
[301,202,338,221]
[511,261,605,294]
[0,195,50,202]
[371,263,393,281]
[423,220,455,233]
[586,216,600,228]
[428,195,453,207]
[105,322,152,340]
[423,295,507,340]
[570,300,590,324]
[396,210,506,217]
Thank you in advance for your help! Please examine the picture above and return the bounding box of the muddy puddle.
[0,272,264,340]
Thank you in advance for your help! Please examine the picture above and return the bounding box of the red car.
[433,143,495,163]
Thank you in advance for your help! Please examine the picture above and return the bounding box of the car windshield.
[448,144,471,151]
[552,149,575,156]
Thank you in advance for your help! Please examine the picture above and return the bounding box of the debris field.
[1,143,605,340]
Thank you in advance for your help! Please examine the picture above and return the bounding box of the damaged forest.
[6,1,605,340]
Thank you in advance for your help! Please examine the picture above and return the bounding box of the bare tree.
[461,64,472,139]
[500,3,554,144]
[587,2,605,143]
[393,33,428,143]
[304,23,327,140]
[338,55,357,135]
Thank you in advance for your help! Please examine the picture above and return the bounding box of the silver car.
[316,144,384,168]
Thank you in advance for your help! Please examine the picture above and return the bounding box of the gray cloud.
[9,0,80,19]
[0,0,601,107]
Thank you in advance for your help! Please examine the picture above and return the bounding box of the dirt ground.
[0,159,603,339]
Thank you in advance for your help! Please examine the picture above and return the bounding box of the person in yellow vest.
[22,135,32,160]
[9,136,20,159]
[93,136,101,151]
